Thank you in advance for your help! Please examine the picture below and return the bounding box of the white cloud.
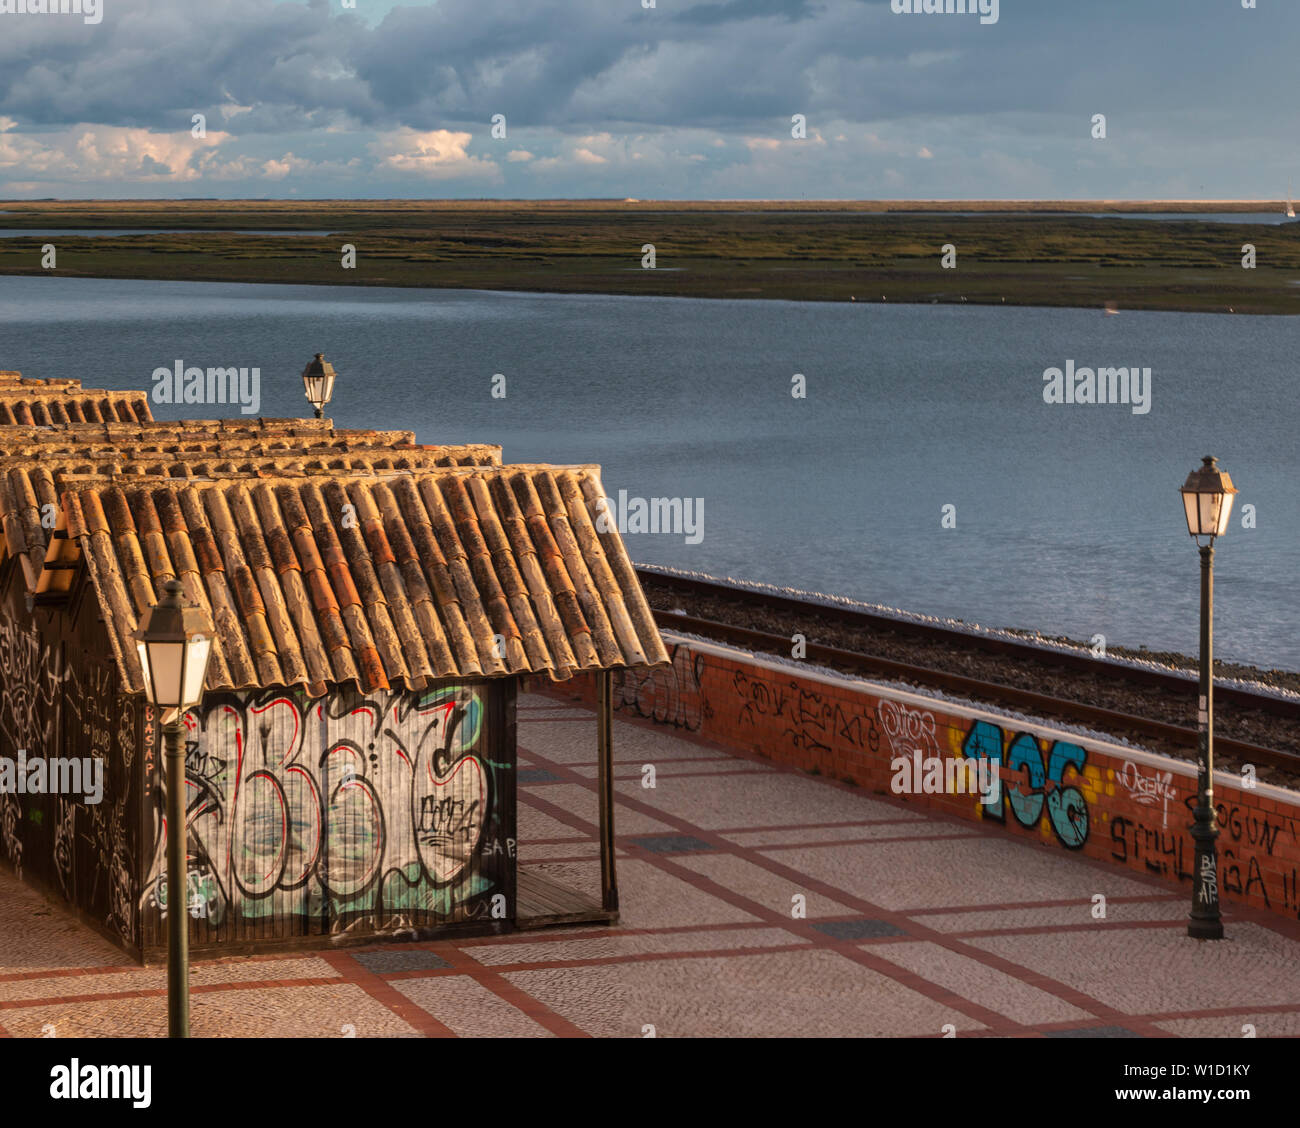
[261,154,309,180]
[367,128,500,180]
[506,149,534,162]
[0,124,228,181]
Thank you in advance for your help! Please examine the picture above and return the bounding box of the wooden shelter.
[0,374,667,959]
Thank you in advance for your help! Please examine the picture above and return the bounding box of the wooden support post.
[596,670,618,912]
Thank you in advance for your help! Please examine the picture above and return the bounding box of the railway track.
[635,567,1300,774]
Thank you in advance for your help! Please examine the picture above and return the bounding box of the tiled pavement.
[3,692,1300,1038]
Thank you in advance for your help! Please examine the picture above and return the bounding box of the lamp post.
[1179,456,1238,941]
[301,352,337,419]
[132,579,214,1037]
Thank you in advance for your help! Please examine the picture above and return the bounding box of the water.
[634,211,1297,225]
[0,275,1295,671]
[1085,213,1297,225]
[0,229,333,239]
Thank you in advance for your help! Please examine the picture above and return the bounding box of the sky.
[0,0,1296,200]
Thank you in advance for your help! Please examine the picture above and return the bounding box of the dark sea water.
[0,275,1295,670]
[0,229,332,238]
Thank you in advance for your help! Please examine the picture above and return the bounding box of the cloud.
[0,0,1295,198]
[0,123,228,182]
[367,127,500,180]
[674,0,819,25]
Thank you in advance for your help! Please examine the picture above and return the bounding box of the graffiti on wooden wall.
[0,615,136,944]
[0,617,60,878]
[141,684,508,936]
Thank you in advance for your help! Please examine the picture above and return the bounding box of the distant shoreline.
[0,198,1295,212]
[1,201,1297,315]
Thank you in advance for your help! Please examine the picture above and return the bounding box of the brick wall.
[535,634,1300,923]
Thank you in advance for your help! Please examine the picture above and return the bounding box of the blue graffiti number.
[962,722,1089,850]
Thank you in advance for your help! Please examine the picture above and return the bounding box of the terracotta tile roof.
[0,419,408,449]
[61,468,668,696]
[0,435,498,465]
[0,430,500,589]
[0,374,153,425]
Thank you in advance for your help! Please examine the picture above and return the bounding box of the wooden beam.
[596,669,618,911]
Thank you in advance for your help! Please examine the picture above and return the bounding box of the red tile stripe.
[427,944,591,1037]
[319,952,457,1037]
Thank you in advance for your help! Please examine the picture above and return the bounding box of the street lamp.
[1179,455,1238,941]
[301,352,337,419]
[132,579,214,1037]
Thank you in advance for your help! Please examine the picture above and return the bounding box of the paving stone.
[1044,1025,1144,1038]
[811,919,907,940]
[627,834,716,854]
[517,767,562,784]
[352,950,453,974]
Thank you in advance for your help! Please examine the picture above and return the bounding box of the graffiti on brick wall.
[616,643,707,731]
[1108,815,1190,883]
[141,684,506,935]
[879,701,940,761]
[959,720,1091,849]
[1112,795,1300,915]
[619,646,1300,916]
[1116,760,1178,828]
[733,669,881,758]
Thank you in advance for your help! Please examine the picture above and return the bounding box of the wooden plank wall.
[0,559,142,954]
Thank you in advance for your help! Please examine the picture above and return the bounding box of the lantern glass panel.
[143,639,186,707]
[1199,493,1222,537]
[181,635,212,709]
[1215,492,1235,537]
[136,640,154,703]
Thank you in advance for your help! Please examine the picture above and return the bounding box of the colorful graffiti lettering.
[141,683,506,938]
[960,720,1090,849]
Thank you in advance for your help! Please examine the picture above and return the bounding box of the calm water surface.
[0,229,332,238]
[0,276,1295,670]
